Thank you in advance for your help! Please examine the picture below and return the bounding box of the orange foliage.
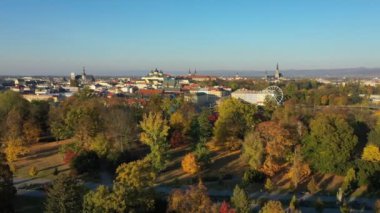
[182,153,200,175]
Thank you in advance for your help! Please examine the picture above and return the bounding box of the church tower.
[274,63,280,79]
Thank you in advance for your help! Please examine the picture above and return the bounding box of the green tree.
[289,195,299,213]
[213,98,258,146]
[231,185,250,213]
[44,174,85,213]
[242,131,264,170]
[302,113,358,174]
[0,152,16,212]
[140,112,170,171]
[340,168,358,197]
[83,158,156,212]
[368,120,380,146]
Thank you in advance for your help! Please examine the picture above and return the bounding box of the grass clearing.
[14,140,72,180]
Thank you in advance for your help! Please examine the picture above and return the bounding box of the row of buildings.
[0,67,285,106]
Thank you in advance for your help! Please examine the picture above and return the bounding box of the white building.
[231,89,268,105]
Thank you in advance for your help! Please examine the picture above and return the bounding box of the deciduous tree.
[140,112,170,171]
[302,113,358,174]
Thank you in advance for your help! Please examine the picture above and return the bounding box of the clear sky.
[0,0,379,75]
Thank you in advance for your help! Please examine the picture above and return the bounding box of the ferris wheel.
[264,86,283,105]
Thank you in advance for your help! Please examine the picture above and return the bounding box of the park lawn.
[156,143,247,187]
[14,140,72,179]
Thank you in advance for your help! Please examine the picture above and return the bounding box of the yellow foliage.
[362,144,380,162]
[4,138,29,163]
[181,153,200,175]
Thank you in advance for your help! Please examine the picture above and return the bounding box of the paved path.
[14,176,377,211]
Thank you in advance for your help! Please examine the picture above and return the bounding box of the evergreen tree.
[231,185,250,213]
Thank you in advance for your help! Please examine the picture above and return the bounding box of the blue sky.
[0,0,379,75]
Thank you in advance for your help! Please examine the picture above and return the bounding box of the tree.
[167,181,213,213]
[260,200,285,213]
[213,98,258,146]
[140,112,170,171]
[288,195,299,213]
[84,158,156,213]
[265,178,275,192]
[115,158,156,190]
[287,146,311,189]
[44,174,85,213]
[368,120,380,146]
[4,137,29,163]
[194,142,211,166]
[182,153,200,175]
[362,144,380,162]
[219,201,236,213]
[302,113,358,174]
[22,119,41,144]
[243,121,294,176]
[340,168,358,197]
[105,106,140,153]
[242,131,264,170]
[0,152,16,212]
[230,185,250,213]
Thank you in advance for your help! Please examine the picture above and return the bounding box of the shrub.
[70,151,99,175]
[29,166,38,177]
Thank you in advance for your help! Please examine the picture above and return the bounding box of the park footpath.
[14,176,377,212]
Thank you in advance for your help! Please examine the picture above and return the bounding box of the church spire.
[82,66,86,76]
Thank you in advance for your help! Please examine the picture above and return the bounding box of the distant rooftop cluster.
[1,64,379,106]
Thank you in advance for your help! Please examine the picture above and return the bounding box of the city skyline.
[1,0,380,75]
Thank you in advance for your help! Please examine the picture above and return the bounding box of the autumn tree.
[140,112,170,171]
[167,181,213,213]
[219,201,236,213]
[4,137,29,164]
[0,152,16,212]
[84,158,156,212]
[362,144,380,162]
[242,121,294,176]
[230,185,250,213]
[302,113,358,174]
[44,174,85,213]
[213,98,258,147]
[260,200,285,213]
[182,153,200,175]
